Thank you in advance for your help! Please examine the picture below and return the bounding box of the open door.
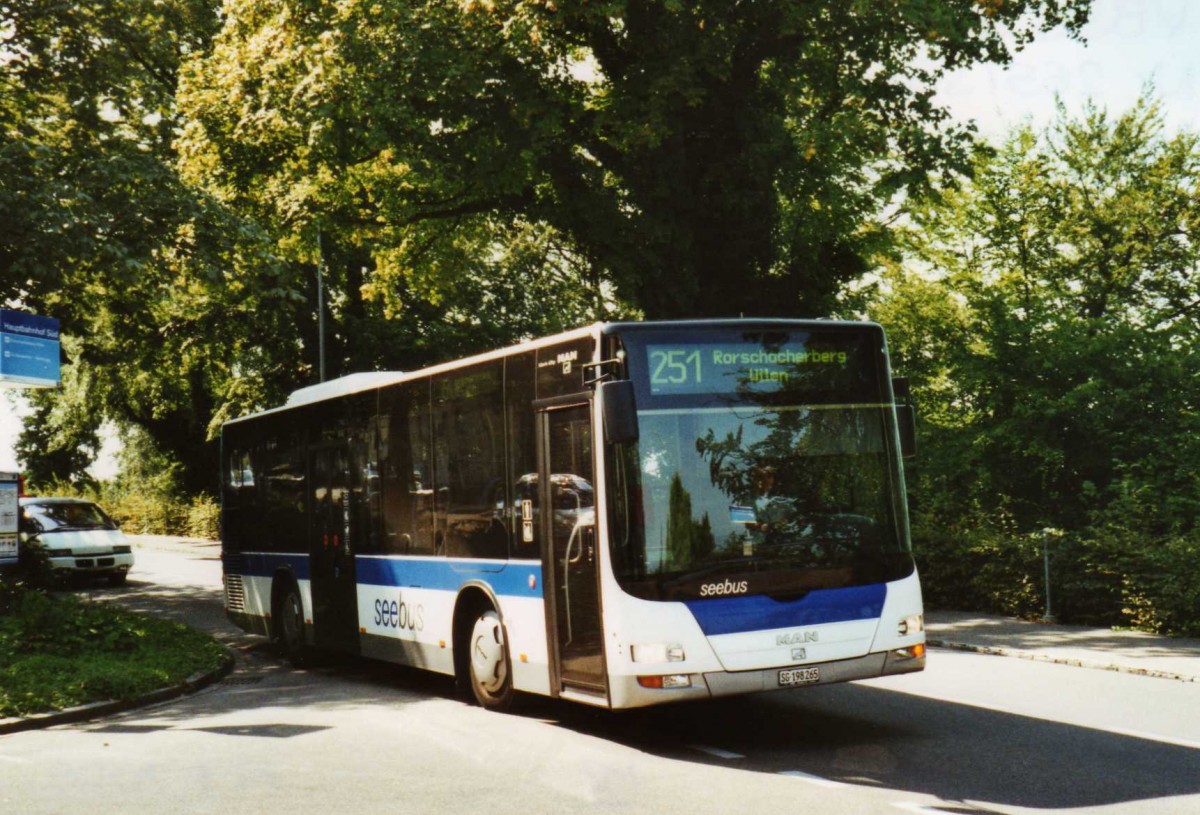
[539,402,607,699]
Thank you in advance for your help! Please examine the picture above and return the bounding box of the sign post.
[0,471,18,568]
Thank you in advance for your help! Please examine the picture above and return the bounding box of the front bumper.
[47,552,135,575]
[610,646,926,709]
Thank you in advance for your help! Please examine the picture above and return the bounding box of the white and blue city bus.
[220,320,925,711]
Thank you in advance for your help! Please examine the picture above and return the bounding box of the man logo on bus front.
[776,630,819,646]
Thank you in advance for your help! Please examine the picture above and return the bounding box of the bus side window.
[435,362,508,560]
[380,381,436,556]
[260,423,306,554]
[347,393,380,554]
[506,352,538,559]
[223,443,256,551]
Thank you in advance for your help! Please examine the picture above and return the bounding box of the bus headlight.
[898,614,924,636]
[630,643,685,663]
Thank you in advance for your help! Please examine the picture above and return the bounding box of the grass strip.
[0,589,227,718]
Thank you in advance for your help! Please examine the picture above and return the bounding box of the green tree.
[870,95,1200,632]
[0,0,235,491]
[176,1,617,373]
[177,0,1094,323]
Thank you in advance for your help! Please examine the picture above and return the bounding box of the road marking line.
[778,770,845,788]
[688,744,744,759]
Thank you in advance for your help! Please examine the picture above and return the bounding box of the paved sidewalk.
[926,610,1200,682]
[130,533,220,552]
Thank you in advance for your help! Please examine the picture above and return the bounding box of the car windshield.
[25,502,116,532]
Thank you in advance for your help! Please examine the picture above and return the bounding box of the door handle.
[566,523,595,565]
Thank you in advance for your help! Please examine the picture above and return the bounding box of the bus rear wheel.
[468,609,515,711]
[274,581,312,667]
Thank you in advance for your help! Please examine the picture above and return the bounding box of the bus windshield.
[609,325,914,601]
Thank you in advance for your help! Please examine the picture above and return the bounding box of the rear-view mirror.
[600,380,639,445]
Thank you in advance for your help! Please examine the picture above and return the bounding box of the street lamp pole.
[1042,528,1056,624]
[317,230,326,383]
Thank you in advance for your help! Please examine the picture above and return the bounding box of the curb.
[928,639,1199,683]
[0,650,236,736]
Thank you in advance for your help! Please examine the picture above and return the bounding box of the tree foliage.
[1,0,230,490]
[177,0,1093,319]
[870,96,1200,633]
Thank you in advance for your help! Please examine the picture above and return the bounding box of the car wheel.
[467,609,515,711]
[107,571,128,587]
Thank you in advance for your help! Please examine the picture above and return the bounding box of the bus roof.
[222,318,881,428]
[223,322,602,427]
[285,371,408,408]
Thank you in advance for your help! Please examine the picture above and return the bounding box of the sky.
[2,0,1198,477]
[934,0,1200,139]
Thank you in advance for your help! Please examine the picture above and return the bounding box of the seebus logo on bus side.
[374,593,425,632]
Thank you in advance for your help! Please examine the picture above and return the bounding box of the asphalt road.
[1,544,1197,815]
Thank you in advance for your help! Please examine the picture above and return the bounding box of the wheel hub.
[470,614,507,693]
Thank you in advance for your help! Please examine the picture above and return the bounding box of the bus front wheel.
[468,609,515,711]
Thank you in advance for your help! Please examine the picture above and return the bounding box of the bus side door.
[309,444,360,652]
[539,401,608,700]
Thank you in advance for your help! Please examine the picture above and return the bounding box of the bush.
[912,510,1043,618]
[913,505,1197,636]
[184,495,221,540]
[1103,530,1200,638]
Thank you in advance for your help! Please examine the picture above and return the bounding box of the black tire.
[274,581,312,666]
[107,571,128,587]
[467,608,515,711]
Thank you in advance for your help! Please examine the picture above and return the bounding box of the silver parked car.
[18,497,134,586]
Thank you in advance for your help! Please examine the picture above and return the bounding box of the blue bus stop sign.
[0,309,61,388]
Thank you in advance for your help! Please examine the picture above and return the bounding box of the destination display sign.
[645,339,852,396]
[0,309,61,388]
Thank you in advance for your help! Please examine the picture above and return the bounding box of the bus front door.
[309,444,360,652]
[540,403,607,699]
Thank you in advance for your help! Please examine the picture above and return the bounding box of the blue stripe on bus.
[233,553,543,599]
[231,553,542,598]
[237,552,311,580]
[352,557,545,599]
[683,583,887,636]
